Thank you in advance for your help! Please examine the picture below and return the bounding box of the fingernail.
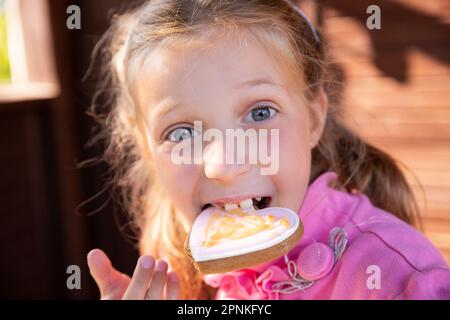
[140,256,154,269]
[87,249,104,268]
[155,260,168,272]
[168,272,178,283]
[87,248,101,259]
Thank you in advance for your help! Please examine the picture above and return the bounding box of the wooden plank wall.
[320,0,450,263]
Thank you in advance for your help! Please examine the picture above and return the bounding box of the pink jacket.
[204,172,450,299]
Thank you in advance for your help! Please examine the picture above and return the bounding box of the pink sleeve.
[395,267,450,300]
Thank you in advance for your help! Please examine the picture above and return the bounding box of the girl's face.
[136,32,327,224]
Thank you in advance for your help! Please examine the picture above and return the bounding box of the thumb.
[87,248,128,298]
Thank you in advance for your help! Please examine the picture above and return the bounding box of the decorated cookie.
[185,202,303,274]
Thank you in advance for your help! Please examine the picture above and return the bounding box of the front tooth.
[255,197,262,201]
[224,203,238,211]
[239,198,254,210]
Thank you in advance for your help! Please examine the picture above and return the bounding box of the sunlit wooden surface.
[322,0,450,264]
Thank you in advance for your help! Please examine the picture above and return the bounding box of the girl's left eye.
[244,105,277,123]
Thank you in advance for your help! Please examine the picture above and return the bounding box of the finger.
[87,249,115,297]
[87,249,131,300]
[122,256,155,300]
[164,272,180,300]
[145,260,168,300]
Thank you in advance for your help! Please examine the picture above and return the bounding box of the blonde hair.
[87,0,420,299]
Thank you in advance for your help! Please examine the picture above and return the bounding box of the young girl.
[86,0,450,299]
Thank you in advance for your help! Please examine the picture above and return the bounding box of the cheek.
[154,150,200,216]
[273,124,312,212]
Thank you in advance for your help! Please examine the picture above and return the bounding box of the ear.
[308,87,328,149]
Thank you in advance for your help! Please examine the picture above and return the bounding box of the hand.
[87,248,180,300]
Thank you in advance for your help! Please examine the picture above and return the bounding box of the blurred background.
[0,0,448,299]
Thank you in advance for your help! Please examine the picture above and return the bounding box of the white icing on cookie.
[189,206,300,262]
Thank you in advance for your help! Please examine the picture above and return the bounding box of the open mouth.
[201,196,272,212]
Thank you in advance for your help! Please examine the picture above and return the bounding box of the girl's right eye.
[165,127,199,143]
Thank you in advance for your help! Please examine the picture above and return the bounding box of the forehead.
[133,28,302,111]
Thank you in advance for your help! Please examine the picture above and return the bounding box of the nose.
[203,139,251,182]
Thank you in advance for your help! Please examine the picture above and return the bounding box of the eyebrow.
[151,78,282,120]
[235,77,282,89]
[150,100,184,121]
